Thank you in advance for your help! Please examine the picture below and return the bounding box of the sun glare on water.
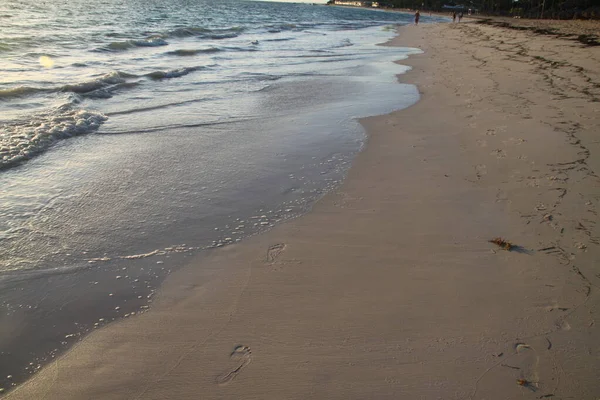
[39,56,54,68]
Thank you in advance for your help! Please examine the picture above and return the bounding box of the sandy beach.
[5,20,600,400]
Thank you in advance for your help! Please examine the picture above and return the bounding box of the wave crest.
[0,85,46,99]
[166,47,221,56]
[165,26,244,40]
[105,37,168,51]
[0,106,108,170]
[58,71,140,98]
[144,66,202,80]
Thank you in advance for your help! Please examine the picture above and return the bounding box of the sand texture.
[5,21,600,399]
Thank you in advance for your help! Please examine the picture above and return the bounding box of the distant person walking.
[414,10,420,25]
[452,11,456,22]
[458,12,463,22]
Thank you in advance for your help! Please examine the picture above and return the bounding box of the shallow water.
[0,0,442,276]
[0,0,442,391]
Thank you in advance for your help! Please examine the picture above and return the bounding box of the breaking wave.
[59,71,136,94]
[165,47,221,56]
[0,67,203,103]
[99,26,245,53]
[0,105,107,170]
[144,66,203,80]
[166,26,245,39]
[104,37,169,51]
[0,85,46,99]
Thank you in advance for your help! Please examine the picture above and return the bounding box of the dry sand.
[5,21,600,400]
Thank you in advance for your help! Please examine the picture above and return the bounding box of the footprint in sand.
[476,139,488,147]
[216,345,252,386]
[476,164,487,179]
[503,137,527,146]
[555,318,571,331]
[542,301,569,312]
[266,243,286,263]
[511,343,540,392]
[491,149,507,159]
[495,190,508,202]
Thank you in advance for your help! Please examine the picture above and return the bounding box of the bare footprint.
[555,318,571,331]
[512,343,540,392]
[491,149,507,159]
[266,243,286,263]
[496,190,508,202]
[503,137,527,146]
[476,164,487,179]
[542,301,569,312]
[216,345,252,385]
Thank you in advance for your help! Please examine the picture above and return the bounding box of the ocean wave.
[144,66,203,80]
[167,27,212,37]
[165,47,221,56]
[331,38,353,49]
[236,72,281,82]
[1,67,198,103]
[80,81,142,99]
[0,72,139,101]
[135,37,169,47]
[166,26,245,39]
[23,51,60,58]
[207,33,240,40]
[264,23,299,33]
[263,37,295,42]
[59,71,138,94]
[0,85,47,99]
[98,118,249,135]
[219,45,258,52]
[107,97,215,117]
[104,37,168,51]
[0,105,107,171]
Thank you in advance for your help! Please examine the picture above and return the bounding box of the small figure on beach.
[452,11,456,22]
[458,12,463,22]
[414,10,420,25]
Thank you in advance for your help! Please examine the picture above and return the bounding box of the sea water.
[0,0,443,389]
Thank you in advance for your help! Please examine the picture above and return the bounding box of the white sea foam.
[85,245,197,263]
[0,106,107,170]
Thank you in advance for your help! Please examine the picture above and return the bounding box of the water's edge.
[0,26,423,396]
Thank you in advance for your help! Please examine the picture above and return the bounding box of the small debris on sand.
[489,237,514,251]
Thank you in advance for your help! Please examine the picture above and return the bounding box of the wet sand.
[5,21,600,399]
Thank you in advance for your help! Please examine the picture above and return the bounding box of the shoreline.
[6,21,600,399]
[0,22,420,395]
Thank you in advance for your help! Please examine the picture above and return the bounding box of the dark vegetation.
[375,0,600,19]
[475,18,600,45]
